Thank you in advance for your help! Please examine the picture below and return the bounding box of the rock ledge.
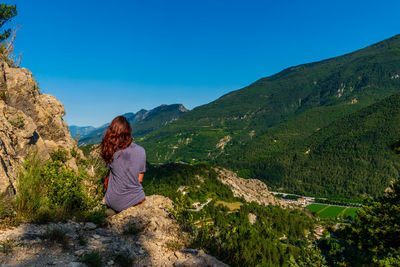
[0,195,228,267]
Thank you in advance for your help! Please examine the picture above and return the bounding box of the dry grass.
[215,200,243,211]
[3,26,22,67]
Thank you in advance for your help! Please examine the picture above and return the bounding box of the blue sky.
[6,0,400,126]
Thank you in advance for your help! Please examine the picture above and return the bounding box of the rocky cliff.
[0,195,228,267]
[215,168,286,207]
[0,60,76,194]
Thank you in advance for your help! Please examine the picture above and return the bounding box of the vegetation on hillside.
[78,104,187,145]
[143,163,237,204]
[138,34,400,200]
[144,161,399,266]
[132,104,188,137]
[226,91,400,200]
[319,180,400,266]
[142,163,323,266]
[4,142,397,267]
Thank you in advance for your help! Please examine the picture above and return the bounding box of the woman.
[100,116,146,212]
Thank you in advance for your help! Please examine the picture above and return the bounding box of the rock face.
[215,168,286,207]
[107,195,228,267]
[0,60,76,194]
[0,195,228,267]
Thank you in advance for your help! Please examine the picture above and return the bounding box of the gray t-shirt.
[105,143,146,212]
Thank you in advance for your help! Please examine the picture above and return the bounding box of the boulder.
[107,195,229,266]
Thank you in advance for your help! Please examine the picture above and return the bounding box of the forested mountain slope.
[225,92,400,200]
[141,163,317,266]
[139,34,400,199]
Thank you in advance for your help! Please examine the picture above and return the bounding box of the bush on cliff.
[15,152,99,223]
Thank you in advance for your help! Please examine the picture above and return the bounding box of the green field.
[318,206,346,218]
[306,204,360,219]
[215,201,243,211]
[306,204,328,213]
[342,208,359,218]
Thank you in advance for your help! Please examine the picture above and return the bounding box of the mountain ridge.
[138,33,400,199]
[75,103,189,145]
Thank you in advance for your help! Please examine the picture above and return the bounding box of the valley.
[76,34,400,201]
[0,3,399,264]
[137,35,400,200]
[68,34,400,266]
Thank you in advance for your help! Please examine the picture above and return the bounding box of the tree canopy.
[0,3,17,43]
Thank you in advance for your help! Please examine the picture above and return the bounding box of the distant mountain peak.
[178,104,188,112]
[75,103,188,145]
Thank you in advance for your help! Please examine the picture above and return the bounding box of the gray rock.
[174,250,229,267]
[67,262,87,267]
[248,213,257,225]
[74,249,85,256]
[215,167,286,207]
[174,254,229,267]
[0,195,229,267]
[174,257,207,267]
[85,222,97,230]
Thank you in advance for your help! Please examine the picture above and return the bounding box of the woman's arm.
[139,173,144,183]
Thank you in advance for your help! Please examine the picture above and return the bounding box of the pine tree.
[0,3,17,43]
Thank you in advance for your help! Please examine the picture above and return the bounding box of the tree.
[319,180,400,266]
[0,3,18,66]
[346,180,400,265]
[0,3,17,43]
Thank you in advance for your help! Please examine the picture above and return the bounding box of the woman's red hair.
[100,116,132,163]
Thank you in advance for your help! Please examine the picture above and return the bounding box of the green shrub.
[165,239,183,251]
[80,251,103,267]
[0,192,20,228]
[123,222,144,235]
[168,194,194,232]
[79,144,96,158]
[50,149,69,163]
[0,90,8,101]
[15,155,51,223]
[82,206,107,226]
[7,117,24,128]
[41,160,86,212]
[0,193,14,220]
[70,147,78,158]
[0,239,15,255]
[114,252,135,267]
[15,153,94,223]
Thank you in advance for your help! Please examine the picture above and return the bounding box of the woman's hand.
[139,173,144,183]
